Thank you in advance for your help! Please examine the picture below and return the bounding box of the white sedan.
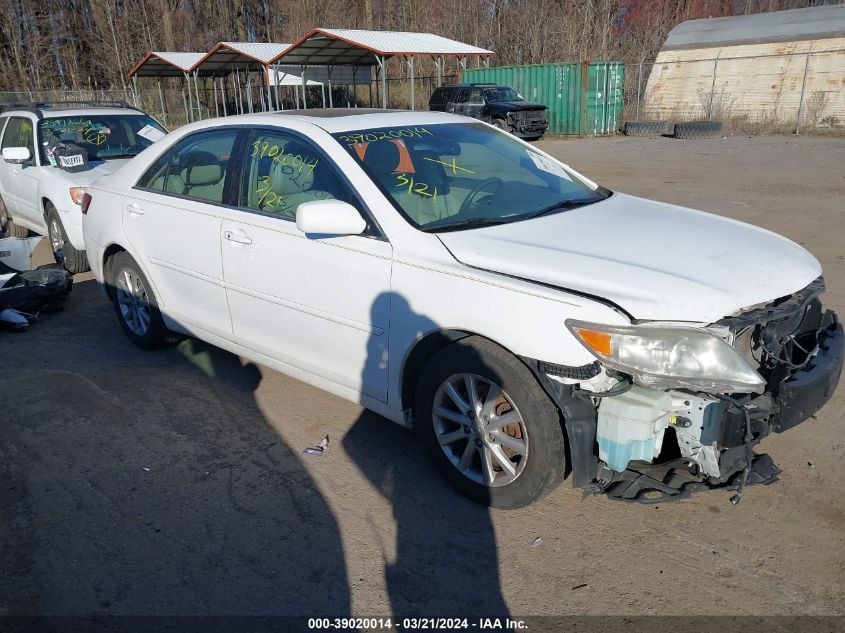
[83,110,842,507]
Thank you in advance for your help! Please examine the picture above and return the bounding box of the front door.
[0,116,38,222]
[124,128,238,338]
[221,127,393,401]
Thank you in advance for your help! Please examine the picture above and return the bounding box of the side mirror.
[296,200,367,236]
[2,147,31,164]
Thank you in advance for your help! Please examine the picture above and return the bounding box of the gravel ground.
[1,134,843,622]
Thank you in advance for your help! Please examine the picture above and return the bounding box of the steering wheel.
[459,177,503,216]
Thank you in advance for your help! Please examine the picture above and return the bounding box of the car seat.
[362,140,451,226]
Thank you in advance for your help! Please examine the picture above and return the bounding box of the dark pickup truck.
[429,84,548,140]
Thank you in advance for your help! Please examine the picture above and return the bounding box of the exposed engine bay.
[530,277,844,503]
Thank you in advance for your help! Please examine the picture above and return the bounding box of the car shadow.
[0,278,351,617]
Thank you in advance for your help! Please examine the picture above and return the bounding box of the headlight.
[565,319,765,394]
[69,187,85,205]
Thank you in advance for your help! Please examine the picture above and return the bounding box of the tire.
[0,196,9,237]
[623,120,669,136]
[414,336,566,508]
[1,195,29,238]
[493,118,510,133]
[108,251,170,350]
[673,120,723,139]
[46,204,89,274]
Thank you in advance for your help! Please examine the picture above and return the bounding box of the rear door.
[220,127,393,401]
[124,128,238,338]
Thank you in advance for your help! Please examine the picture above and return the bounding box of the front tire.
[1,195,28,238]
[415,336,566,508]
[108,252,170,349]
[46,204,89,273]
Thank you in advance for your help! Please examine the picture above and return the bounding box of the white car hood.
[437,193,822,322]
[64,159,131,186]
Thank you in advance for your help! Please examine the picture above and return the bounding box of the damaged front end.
[530,277,843,503]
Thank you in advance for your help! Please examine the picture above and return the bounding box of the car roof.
[0,105,146,118]
[204,109,473,133]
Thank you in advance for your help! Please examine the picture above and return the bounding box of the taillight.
[81,192,92,215]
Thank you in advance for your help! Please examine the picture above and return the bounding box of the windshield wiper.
[424,217,514,233]
[522,189,612,220]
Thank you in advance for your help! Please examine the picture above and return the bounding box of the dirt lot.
[2,135,843,621]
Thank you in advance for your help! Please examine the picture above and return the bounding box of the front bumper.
[530,301,842,503]
[771,320,843,432]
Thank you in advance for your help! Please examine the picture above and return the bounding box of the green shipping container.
[462,61,624,135]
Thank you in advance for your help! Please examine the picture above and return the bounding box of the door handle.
[223,230,252,245]
[126,203,145,215]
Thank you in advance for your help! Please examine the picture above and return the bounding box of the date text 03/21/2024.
[307,617,528,630]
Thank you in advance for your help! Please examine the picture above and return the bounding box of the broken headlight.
[565,320,766,394]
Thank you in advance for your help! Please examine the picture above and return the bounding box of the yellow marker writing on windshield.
[422,156,475,175]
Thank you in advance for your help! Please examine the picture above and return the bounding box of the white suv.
[82,110,843,507]
[0,101,166,273]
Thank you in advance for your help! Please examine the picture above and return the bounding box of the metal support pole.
[301,65,308,109]
[246,67,254,113]
[235,68,243,114]
[327,64,334,108]
[181,82,189,124]
[193,71,202,120]
[407,56,415,110]
[351,65,358,107]
[274,65,281,110]
[132,75,139,108]
[213,77,219,117]
[708,55,719,120]
[321,83,326,108]
[264,66,272,111]
[221,76,228,116]
[157,78,167,126]
[795,46,813,135]
[375,55,387,109]
[369,66,374,107]
[184,72,193,122]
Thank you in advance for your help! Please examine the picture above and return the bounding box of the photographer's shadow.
[343,293,510,617]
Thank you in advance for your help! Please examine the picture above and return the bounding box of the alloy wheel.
[115,267,152,336]
[49,216,65,263]
[432,373,529,487]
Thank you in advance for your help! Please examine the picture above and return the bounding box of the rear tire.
[673,120,723,139]
[414,336,566,508]
[46,204,89,274]
[108,251,170,350]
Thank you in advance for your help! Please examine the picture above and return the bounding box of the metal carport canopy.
[128,51,205,77]
[271,28,493,65]
[192,42,291,75]
[270,28,493,109]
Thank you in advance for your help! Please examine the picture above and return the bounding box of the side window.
[468,88,484,104]
[430,88,449,105]
[240,129,358,220]
[137,129,237,203]
[453,89,469,104]
[1,117,35,161]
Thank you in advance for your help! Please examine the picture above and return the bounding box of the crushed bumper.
[528,306,842,504]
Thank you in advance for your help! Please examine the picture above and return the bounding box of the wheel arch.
[102,243,128,300]
[400,328,531,416]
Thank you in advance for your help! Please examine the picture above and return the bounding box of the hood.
[488,101,547,113]
[63,158,131,187]
[437,193,822,323]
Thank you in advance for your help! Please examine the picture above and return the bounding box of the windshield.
[38,114,166,162]
[332,122,608,232]
[485,87,523,102]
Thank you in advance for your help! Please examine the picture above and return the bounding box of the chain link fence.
[622,49,844,134]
